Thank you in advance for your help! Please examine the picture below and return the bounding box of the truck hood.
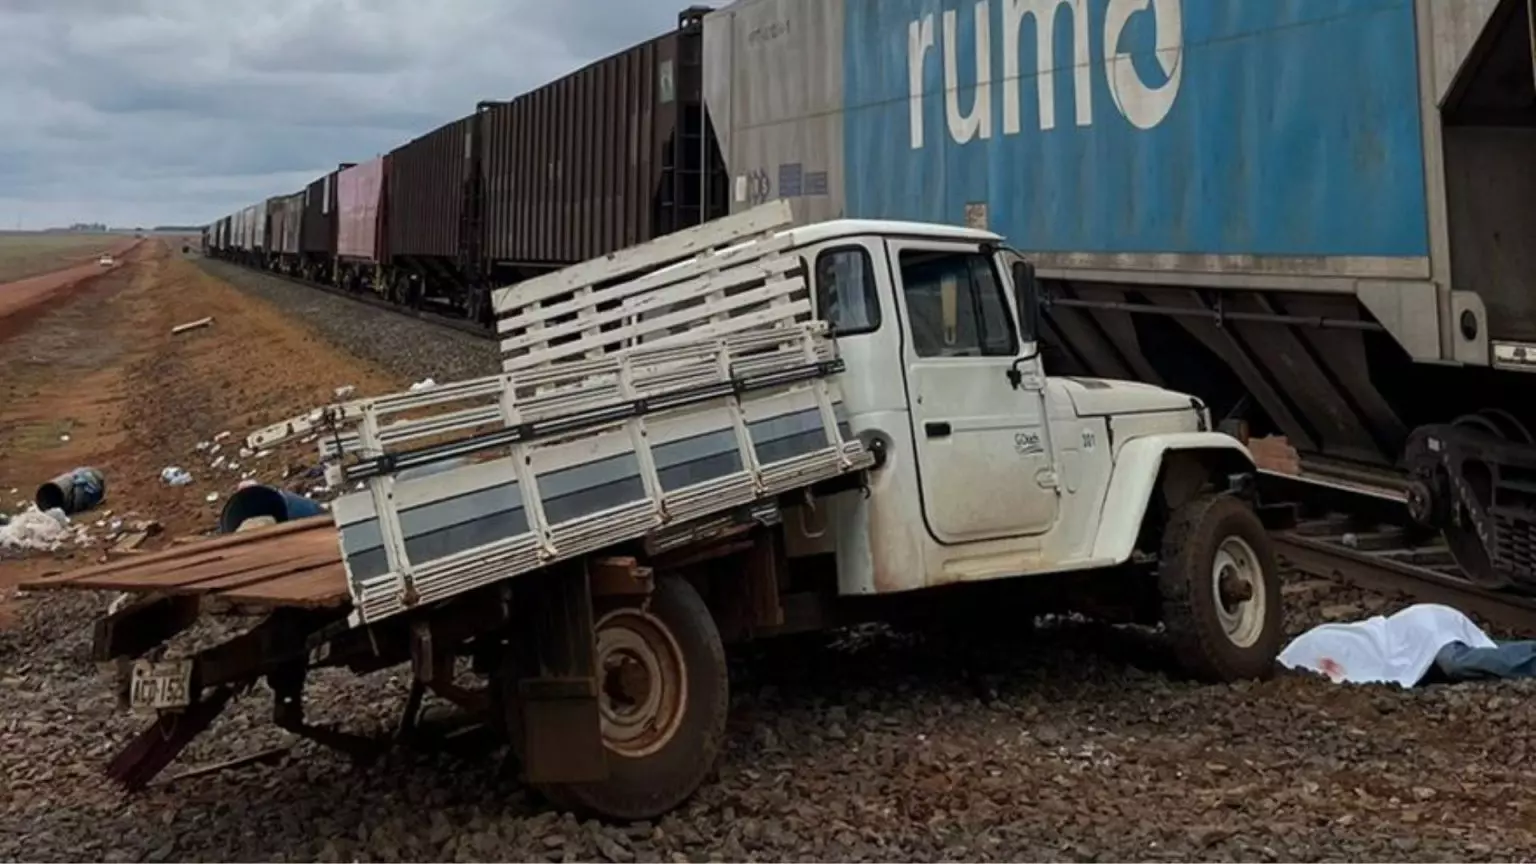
[1059,377,1199,418]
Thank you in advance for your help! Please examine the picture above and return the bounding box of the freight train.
[204,5,726,323]
[204,0,1536,594]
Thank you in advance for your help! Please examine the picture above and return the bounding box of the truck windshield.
[898,250,1016,358]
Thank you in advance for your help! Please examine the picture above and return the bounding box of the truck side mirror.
[1011,259,1040,343]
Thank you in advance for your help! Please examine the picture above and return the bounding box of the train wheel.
[1440,411,1521,588]
[535,574,728,822]
[1157,493,1283,682]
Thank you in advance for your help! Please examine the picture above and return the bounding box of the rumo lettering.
[907,0,1184,148]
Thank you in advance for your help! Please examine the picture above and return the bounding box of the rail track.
[1259,470,1536,632]
[195,254,497,343]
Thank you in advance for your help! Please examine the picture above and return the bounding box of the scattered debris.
[205,492,220,503]
[234,515,279,533]
[59,434,70,442]
[154,746,293,789]
[160,467,193,486]
[214,431,232,442]
[409,378,437,392]
[171,316,214,335]
[112,532,150,553]
[334,385,357,399]
[0,507,86,551]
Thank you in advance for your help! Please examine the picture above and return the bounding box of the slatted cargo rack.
[250,201,873,626]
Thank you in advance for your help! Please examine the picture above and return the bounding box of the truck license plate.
[129,659,193,712]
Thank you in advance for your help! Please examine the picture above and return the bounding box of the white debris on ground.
[409,377,437,391]
[161,466,193,486]
[0,506,90,552]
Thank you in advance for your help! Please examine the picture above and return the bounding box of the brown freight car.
[299,163,354,284]
[385,117,473,309]
[380,8,729,323]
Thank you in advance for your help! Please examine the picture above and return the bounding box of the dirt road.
[0,237,140,339]
[0,233,136,284]
[0,241,402,622]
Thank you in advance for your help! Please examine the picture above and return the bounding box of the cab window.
[813,246,881,336]
[898,249,1016,357]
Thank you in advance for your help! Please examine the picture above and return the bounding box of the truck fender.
[1088,432,1255,565]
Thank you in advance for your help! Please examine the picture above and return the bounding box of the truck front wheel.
[1157,493,1282,682]
[537,573,728,821]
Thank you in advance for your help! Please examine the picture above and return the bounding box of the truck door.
[889,240,1059,544]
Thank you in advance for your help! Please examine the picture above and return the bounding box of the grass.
[0,233,125,284]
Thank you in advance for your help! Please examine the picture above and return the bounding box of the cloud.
[0,0,696,229]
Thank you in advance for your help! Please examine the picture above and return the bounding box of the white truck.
[31,201,1281,822]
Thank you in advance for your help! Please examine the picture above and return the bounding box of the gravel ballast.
[194,259,498,385]
[4,260,1536,861]
[4,584,1536,862]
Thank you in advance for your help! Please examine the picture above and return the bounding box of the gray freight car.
[706,0,1536,592]
[266,191,305,276]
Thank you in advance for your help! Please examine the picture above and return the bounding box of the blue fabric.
[1433,640,1536,682]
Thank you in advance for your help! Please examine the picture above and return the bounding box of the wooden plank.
[21,517,335,589]
[636,298,815,354]
[60,538,337,593]
[158,547,341,595]
[496,242,799,335]
[497,255,800,352]
[217,564,348,607]
[343,326,824,451]
[490,200,793,313]
[500,276,807,369]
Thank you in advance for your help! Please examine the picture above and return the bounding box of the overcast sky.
[0,0,692,230]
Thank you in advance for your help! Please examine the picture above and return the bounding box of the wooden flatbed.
[21,515,349,609]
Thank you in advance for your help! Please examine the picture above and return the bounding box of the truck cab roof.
[781,218,1004,248]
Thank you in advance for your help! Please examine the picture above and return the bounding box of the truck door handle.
[925,421,952,439]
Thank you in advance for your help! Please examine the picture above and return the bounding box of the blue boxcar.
[704,0,1463,269]
[840,0,1429,258]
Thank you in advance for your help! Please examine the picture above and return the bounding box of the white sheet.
[1277,603,1497,687]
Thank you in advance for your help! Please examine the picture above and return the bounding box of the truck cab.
[783,219,1279,679]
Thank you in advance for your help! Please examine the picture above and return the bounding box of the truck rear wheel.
[1157,493,1282,682]
[537,573,728,821]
